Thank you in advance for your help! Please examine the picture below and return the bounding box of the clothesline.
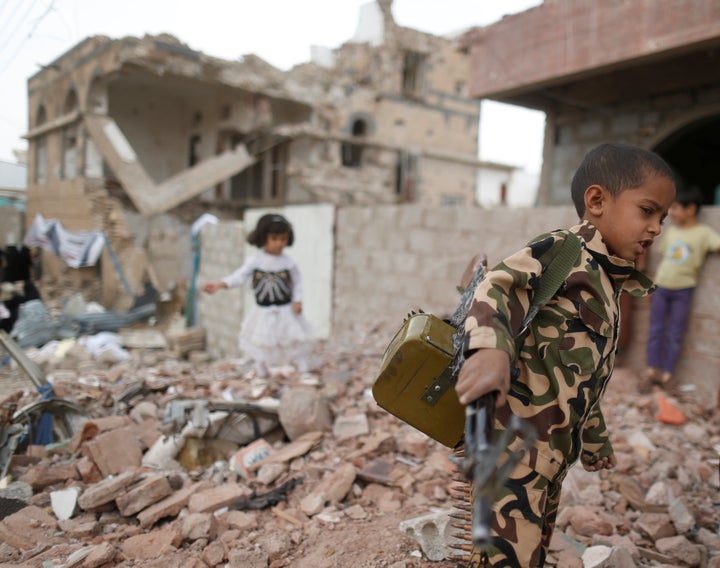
[23,213,132,295]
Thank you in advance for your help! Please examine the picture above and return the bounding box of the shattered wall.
[271,16,486,206]
[24,13,487,311]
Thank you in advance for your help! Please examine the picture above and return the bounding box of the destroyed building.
[23,0,503,309]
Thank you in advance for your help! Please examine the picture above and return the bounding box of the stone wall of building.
[540,90,720,206]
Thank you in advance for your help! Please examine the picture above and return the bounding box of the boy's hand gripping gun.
[459,392,538,549]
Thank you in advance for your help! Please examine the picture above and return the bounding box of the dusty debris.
[0,319,719,567]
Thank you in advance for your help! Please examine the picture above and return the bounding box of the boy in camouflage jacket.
[455,143,677,567]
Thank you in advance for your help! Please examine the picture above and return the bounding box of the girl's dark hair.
[247,213,294,247]
[570,143,676,216]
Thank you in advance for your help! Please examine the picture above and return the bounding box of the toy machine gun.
[447,255,538,558]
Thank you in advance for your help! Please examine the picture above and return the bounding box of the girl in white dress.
[203,214,310,378]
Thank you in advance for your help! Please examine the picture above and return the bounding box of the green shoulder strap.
[517,232,582,336]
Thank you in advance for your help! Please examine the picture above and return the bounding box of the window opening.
[188,135,201,166]
[61,90,79,179]
[395,151,418,201]
[62,125,78,179]
[341,119,367,167]
[35,137,48,184]
[34,105,48,184]
[402,51,427,98]
[229,133,288,203]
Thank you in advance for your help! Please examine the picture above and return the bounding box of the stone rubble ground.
[0,300,719,567]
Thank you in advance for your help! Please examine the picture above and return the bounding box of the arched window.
[35,105,47,128]
[85,77,107,177]
[61,88,79,179]
[341,118,367,168]
[34,105,48,184]
[63,89,78,115]
[87,76,108,114]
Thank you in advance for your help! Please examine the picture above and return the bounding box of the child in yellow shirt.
[645,186,720,391]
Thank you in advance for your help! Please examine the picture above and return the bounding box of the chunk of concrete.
[50,486,81,520]
[398,509,459,562]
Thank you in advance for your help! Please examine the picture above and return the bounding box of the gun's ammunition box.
[372,313,465,448]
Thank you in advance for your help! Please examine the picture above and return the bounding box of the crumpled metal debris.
[10,299,156,348]
[0,330,90,476]
[232,477,304,510]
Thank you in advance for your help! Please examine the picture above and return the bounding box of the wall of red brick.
[464,0,720,100]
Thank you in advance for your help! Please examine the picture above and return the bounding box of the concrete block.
[398,509,460,561]
[581,545,636,568]
[393,252,419,274]
[423,207,459,230]
[18,462,80,491]
[397,205,425,229]
[78,469,142,510]
[332,412,369,440]
[406,228,437,254]
[137,481,210,528]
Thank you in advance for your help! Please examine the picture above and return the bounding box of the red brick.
[116,474,172,516]
[0,505,59,550]
[82,427,143,476]
[78,469,141,510]
[187,483,251,514]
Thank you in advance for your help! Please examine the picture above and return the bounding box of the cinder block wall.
[333,204,579,329]
[196,221,246,359]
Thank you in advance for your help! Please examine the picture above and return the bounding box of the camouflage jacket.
[463,220,654,480]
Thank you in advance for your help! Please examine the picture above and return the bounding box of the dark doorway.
[654,116,720,205]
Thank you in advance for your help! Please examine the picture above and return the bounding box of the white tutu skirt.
[239,304,311,366]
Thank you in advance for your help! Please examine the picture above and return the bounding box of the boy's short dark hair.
[247,213,295,247]
[570,143,676,216]
[675,185,705,212]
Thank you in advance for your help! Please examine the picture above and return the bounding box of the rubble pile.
[0,319,719,567]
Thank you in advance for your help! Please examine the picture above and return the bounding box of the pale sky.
[0,0,544,171]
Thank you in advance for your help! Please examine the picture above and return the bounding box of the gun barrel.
[472,512,492,547]
[465,394,497,550]
[465,395,495,472]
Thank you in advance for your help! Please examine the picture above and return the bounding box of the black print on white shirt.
[252,269,292,306]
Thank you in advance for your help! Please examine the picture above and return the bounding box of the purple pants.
[646,286,694,374]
